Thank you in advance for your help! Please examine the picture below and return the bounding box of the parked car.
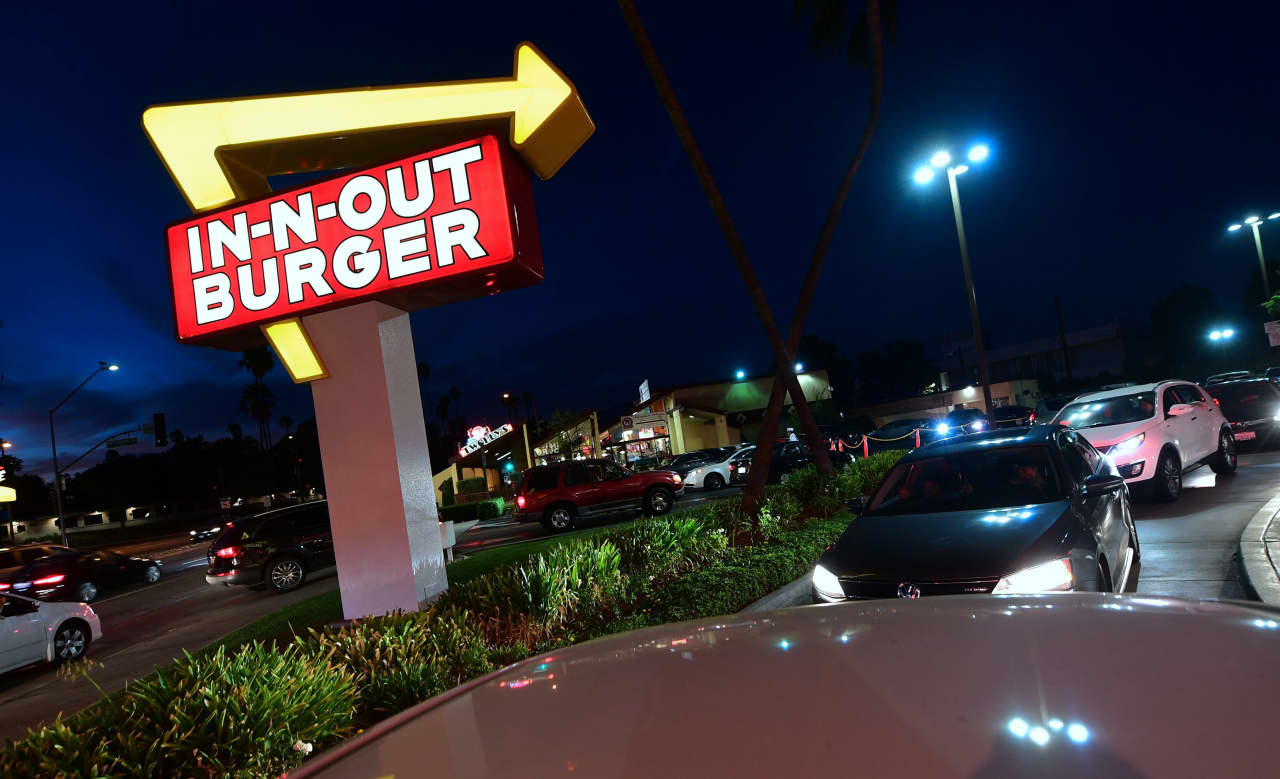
[661,449,731,480]
[514,460,684,531]
[766,440,854,484]
[1206,378,1280,448]
[1266,367,1280,381]
[287,594,1280,779]
[7,549,162,602]
[189,524,224,541]
[205,502,335,593]
[812,425,1138,602]
[0,544,71,583]
[1205,370,1252,385]
[1053,380,1235,501]
[991,405,1034,428]
[934,407,988,437]
[1028,392,1079,425]
[869,418,937,448]
[684,446,755,490]
[0,592,101,674]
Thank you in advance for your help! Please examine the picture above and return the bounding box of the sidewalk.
[1239,492,1280,606]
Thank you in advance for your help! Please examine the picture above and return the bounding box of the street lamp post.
[1228,212,1279,300]
[49,361,119,546]
[915,143,995,415]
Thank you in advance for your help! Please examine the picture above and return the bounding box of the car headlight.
[1109,433,1145,457]
[993,558,1073,594]
[937,423,951,434]
[971,420,985,431]
[671,474,682,483]
[812,564,844,599]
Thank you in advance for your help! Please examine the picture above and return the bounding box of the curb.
[1238,492,1280,606]
[741,573,812,613]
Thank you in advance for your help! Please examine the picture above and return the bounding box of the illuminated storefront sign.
[166,135,541,346]
[460,423,514,457]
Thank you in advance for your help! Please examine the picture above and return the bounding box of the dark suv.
[205,502,335,593]
[515,459,684,531]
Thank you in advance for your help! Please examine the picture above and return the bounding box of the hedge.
[438,497,504,523]
[457,476,487,494]
[1,473,870,776]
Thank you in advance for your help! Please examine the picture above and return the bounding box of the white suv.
[1053,380,1236,501]
[683,446,755,490]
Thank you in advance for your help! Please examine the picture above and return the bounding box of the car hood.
[291,595,1280,779]
[1069,419,1156,449]
[819,500,1075,582]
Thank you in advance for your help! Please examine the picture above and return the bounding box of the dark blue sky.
[3,0,1278,477]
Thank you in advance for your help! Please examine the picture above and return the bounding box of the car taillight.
[215,546,241,559]
[728,464,735,471]
[1028,412,1037,423]
[0,582,9,590]
[33,574,66,586]
[516,495,526,509]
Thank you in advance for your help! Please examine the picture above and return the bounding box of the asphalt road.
[1,455,1274,744]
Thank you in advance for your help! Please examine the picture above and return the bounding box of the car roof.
[290,594,1280,779]
[910,425,1057,457]
[1071,380,1196,403]
[1207,377,1278,389]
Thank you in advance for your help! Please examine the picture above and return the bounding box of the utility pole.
[946,167,994,414]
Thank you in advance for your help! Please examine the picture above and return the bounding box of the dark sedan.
[812,425,1139,601]
[1207,378,1280,448]
[7,549,162,602]
[766,440,854,484]
[934,407,988,437]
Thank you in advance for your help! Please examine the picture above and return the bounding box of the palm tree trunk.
[744,0,885,510]
[616,0,834,485]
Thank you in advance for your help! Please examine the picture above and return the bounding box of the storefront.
[603,410,672,467]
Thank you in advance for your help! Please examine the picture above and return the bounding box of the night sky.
[3,1,1278,477]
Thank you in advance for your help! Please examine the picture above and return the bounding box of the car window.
[566,463,605,486]
[1174,385,1206,404]
[1057,432,1094,482]
[0,595,38,618]
[730,449,754,462]
[1060,392,1157,428]
[523,467,561,493]
[255,515,293,539]
[291,505,330,534]
[867,445,1064,514]
[1209,382,1280,420]
[602,463,626,480]
[1161,387,1180,410]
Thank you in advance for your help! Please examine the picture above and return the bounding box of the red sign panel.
[166,134,542,346]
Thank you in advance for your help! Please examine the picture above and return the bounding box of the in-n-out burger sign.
[166,135,542,346]
[459,423,514,457]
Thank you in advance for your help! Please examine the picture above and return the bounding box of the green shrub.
[308,607,492,717]
[611,516,727,578]
[457,476,487,494]
[0,716,115,778]
[439,498,504,523]
[440,479,456,506]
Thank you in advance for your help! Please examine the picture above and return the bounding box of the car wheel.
[1209,431,1238,475]
[143,565,161,584]
[1122,530,1141,593]
[267,556,306,593]
[1151,450,1181,502]
[53,621,90,664]
[645,487,674,515]
[1096,562,1111,594]
[541,505,576,532]
[705,472,725,490]
[77,581,98,603]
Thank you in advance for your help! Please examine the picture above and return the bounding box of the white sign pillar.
[305,301,447,619]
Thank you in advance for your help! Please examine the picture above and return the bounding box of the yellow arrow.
[143,42,594,213]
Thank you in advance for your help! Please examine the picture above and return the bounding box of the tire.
[645,487,675,515]
[1209,430,1238,475]
[541,504,576,532]
[1096,561,1111,594]
[77,581,98,603]
[704,472,725,490]
[266,555,306,593]
[52,620,91,664]
[143,565,161,584]
[1122,530,1141,593]
[1150,449,1181,502]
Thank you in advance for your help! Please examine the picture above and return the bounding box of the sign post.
[144,43,593,619]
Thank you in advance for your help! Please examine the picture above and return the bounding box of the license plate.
[13,582,30,590]
[1235,431,1256,441]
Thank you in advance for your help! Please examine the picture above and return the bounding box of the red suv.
[515,459,684,531]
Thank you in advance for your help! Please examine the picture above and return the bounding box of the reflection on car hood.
[292,595,1280,779]
[1071,419,1153,449]
[821,501,1073,581]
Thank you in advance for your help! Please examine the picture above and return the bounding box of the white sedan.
[0,592,101,674]
[683,446,755,490]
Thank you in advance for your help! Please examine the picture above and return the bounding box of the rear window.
[868,445,1064,515]
[1209,382,1280,420]
[522,467,561,493]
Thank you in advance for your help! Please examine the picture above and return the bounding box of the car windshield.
[1209,382,1280,420]
[867,445,1065,514]
[668,453,708,467]
[944,410,980,423]
[1057,392,1156,428]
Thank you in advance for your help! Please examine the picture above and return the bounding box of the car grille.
[838,577,999,599]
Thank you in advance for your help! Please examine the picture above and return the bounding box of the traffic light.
[153,413,168,447]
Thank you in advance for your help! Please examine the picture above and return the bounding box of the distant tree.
[170,429,186,445]
[278,415,293,441]
[239,383,277,450]
[416,362,430,397]
[226,422,243,440]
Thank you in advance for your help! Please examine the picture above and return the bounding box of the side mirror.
[1167,403,1194,417]
[1083,473,1125,493]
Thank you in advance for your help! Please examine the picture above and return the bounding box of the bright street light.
[50,361,121,545]
[734,369,746,380]
[1223,328,1235,338]
[1228,210,1276,299]
[912,137,996,415]
[794,362,805,372]
[1209,330,1222,341]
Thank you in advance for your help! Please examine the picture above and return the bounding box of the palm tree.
[416,362,430,399]
[239,383,276,450]
[226,422,243,441]
[616,0,886,513]
[279,415,293,440]
[436,394,451,423]
[239,347,275,384]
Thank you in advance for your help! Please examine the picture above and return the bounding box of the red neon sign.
[165,134,542,346]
